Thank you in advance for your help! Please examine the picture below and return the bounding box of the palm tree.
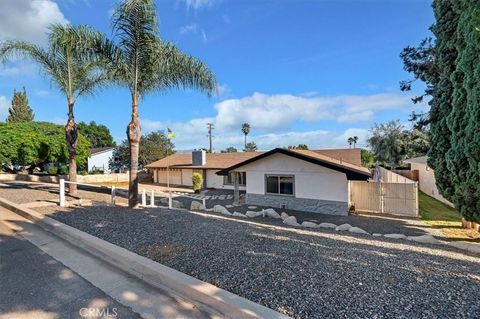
[347,137,354,149]
[98,0,216,207]
[0,24,109,194]
[241,123,250,148]
[353,136,359,149]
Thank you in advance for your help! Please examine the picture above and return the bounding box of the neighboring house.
[404,156,453,207]
[146,148,370,215]
[87,147,115,174]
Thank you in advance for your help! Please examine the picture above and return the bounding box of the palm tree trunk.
[127,95,141,208]
[244,134,247,148]
[65,98,78,195]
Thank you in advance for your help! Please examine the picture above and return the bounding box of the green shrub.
[58,165,68,175]
[47,166,57,175]
[192,172,203,193]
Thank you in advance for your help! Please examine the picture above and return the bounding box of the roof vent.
[192,150,206,166]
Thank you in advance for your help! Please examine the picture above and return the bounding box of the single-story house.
[146,148,370,215]
[87,147,115,174]
[404,156,453,207]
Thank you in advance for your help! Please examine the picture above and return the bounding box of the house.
[87,147,115,174]
[404,156,453,207]
[146,148,370,215]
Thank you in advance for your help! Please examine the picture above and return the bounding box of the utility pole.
[206,123,214,152]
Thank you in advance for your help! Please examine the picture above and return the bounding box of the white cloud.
[179,0,217,11]
[179,24,207,42]
[216,83,231,97]
[214,92,412,131]
[0,62,37,77]
[34,89,50,97]
[0,96,10,121]
[0,0,68,46]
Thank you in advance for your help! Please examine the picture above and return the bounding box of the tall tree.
[98,0,216,207]
[0,24,109,194]
[221,146,237,153]
[367,120,405,169]
[78,121,115,148]
[6,87,34,122]
[288,144,308,150]
[352,136,358,149]
[347,137,354,149]
[110,131,174,171]
[241,123,250,148]
[243,142,257,152]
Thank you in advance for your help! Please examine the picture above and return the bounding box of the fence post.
[414,182,419,216]
[380,181,384,214]
[59,178,65,207]
[142,189,146,207]
[150,189,155,207]
[111,186,116,206]
[202,198,206,208]
[168,192,172,209]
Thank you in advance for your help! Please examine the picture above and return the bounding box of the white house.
[146,148,370,215]
[217,148,370,216]
[87,147,115,174]
[404,156,453,207]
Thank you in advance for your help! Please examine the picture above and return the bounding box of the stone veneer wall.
[246,193,348,216]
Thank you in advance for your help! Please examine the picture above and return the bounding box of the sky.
[0,0,434,151]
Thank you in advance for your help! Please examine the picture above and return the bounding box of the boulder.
[233,212,247,218]
[348,227,369,235]
[226,205,234,208]
[213,205,230,215]
[372,233,383,237]
[246,211,263,218]
[264,208,281,219]
[301,221,318,228]
[384,233,407,240]
[406,235,442,245]
[335,223,352,231]
[190,201,206,211]
[248,206,257,209]
[160,197,168,204]
[447,241,480,254]
[318,223,336,229]
[283,216,300,226]
[280,212,289,220]
[172,200,183,209]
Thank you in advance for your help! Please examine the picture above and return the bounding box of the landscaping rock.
[190,201,206,211]
[335,223,352,231]
[318,223,336,229]
[280,212,289,220]
[246,211,263,218]
[232,212,246,218]
[407,235,442,245]
[264,208,281,219]
[160,197,168,204]
[213,205,230,215]
[372,233,383,237]
[301,221,318,228]
[384,233,407,240]
[447,241,480,254]
[226,205,234,208]
[348,227,369,235]
[283,216,300,226]
[172,200,183,209]
[247,205,257,209]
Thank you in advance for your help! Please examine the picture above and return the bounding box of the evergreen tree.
[78,121,115,148]
[6,87,34,122]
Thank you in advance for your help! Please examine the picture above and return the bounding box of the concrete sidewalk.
[0,206,215,319]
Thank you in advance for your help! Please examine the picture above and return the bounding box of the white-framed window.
[223,172,246,186]
[265,175,294,196]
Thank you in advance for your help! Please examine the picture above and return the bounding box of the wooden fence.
[349,167,419,217]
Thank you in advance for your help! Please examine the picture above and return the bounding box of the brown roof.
[145,152,263,170]
[310,148,362,166]
[216,148,371,180]
[90,147,115,155]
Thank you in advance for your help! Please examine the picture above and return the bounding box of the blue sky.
[0,0,434,151]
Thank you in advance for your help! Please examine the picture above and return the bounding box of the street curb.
[0,197,290,319]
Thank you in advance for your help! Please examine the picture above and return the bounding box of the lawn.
[419,191,479,241]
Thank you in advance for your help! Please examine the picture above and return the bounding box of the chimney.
[192,150,206,166]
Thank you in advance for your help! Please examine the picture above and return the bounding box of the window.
[265,175,294,195]
[223,172,246,186]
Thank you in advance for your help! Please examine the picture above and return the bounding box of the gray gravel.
[35,204,480,319]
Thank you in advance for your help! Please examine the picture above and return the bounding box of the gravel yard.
[34,204,480,319]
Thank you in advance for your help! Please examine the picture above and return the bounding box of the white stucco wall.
[88,150,114,173]
[411,162,454,207]
[238,153,348,202]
